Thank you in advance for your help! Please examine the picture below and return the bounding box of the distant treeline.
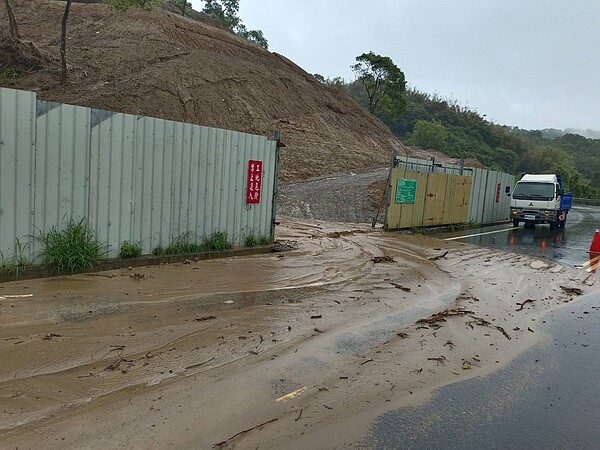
[319,76,600,198]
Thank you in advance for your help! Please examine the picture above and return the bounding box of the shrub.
[120,240,142,258]
[39,219,106,272]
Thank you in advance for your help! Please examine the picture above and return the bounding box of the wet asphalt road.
[358,205,600,449]
[360,294,600,449]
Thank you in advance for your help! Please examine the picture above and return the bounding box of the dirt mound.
[0,36,52,72]
[0,0,414,180]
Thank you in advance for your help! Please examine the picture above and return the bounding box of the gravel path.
[276,168,389,225]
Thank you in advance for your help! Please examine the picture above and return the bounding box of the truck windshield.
[512,182,555,200]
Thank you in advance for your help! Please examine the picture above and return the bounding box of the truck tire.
[512,219,519,228]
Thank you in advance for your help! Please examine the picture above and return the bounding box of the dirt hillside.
[0,0,413,181]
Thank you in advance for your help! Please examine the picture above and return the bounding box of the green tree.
[201,0,268,48]
[202,0,240,30]
[412,120,447,150]
[351,52,406,119]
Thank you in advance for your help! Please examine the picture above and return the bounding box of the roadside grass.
[203,231,232,251]
[0,238,32,278]
[38,219,107,273]
[244,233,272,247]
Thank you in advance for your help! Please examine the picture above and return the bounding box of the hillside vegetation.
[340,81,600,198]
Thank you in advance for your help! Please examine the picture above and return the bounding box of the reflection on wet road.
[439,205,600,268]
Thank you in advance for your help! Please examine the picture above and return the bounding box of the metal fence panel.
[0,88,36,260]
[0,87,277,263]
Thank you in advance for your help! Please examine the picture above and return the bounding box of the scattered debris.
[516,299,535,311]
[466,316,511,340]
[462,362,472,370]
[42,333,62,340]
[396,332,409,338]
[339,376,349,379]
[360,358,374,366]
[130,273,146,280]
[313,328,323,333]
[528,327,535,333]
[295,408,303,422]
[390,282,411,292]
[372,256,395,264]
[428,251,448,261]
[310,315,323,319]
[194,315,217,322]
[560,286,583,296]
[417,308,474,325]
[213,418,278,448]
[409,368,423,375]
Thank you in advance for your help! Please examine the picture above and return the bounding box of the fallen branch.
[390,282,411,292]
[213,418,278,448]
[184,356,216,370]
[427,356,447,366]
[295,408,303,422]
[516,299,535,311]
[428,251,448,261]
[495,326,511,340]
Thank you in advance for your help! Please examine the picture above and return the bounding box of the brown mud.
[0,217,596,448]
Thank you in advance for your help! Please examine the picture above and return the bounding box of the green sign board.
[396,178,417,204]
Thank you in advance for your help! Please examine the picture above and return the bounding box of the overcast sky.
[190,0,600,132]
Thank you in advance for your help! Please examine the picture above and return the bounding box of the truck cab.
[509,174,571,229]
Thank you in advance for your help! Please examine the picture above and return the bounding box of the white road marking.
[443,228,514,241]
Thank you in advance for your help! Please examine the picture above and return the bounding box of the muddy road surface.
[0,218,596,448]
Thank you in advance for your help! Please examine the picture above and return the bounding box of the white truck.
[509,174,572,229]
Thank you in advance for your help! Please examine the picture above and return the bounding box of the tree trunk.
[4,0,21,39]
[60,0,72,84]
[181,1,186,16]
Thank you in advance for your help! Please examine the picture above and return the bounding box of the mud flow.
[0,218,594,448]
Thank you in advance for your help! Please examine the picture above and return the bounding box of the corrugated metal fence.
[0,87,278,261]
[385,156,515,229]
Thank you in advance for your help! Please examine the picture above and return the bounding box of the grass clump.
[0,66,20,81]
[204,231,232,251]
[39,219,106,273]
[0,238,32,277]
[152,232,203,256]
[120,240,142,259]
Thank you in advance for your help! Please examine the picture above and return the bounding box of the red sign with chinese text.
[247,160,263,204]
[495,183,501,203]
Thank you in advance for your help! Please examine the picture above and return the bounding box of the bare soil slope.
[0,0,411,180]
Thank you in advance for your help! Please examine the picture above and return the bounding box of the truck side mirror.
[505,186,511,196]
